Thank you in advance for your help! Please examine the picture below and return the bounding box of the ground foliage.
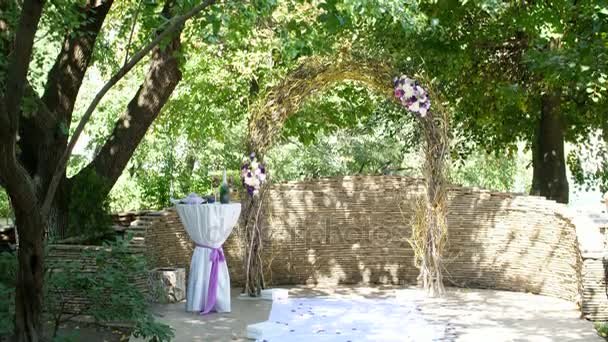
[0,236,173,341]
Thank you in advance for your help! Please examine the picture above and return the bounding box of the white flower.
[419,106,428,117]
[403,86,414,98]
[245,176,259,188]
[394,75,431,118]
[409,101,420,112]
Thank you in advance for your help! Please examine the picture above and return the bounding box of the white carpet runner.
[248,297,446,341]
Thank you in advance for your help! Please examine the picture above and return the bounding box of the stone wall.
[254,176,582,304]
[50,176,608,320]
[571,212,608,321]
[46,244,149,313]
[127,211,194,275]
[110,210,244,282]
[46,211,194,314]
[130,177,590,314]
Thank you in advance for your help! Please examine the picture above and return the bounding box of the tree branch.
[80,24,183,192]
[23,82,58,132]
[0,1,57,150]
[16,0,114,188]
[40,0,217,218]
[17,82,60,175]
[0,0,16,58]
[41,0,114,125]
[0,143,39,214]
[4,0,44,131]
[0,0,44,213]
[76,0,185,195]
[123,0,144,66]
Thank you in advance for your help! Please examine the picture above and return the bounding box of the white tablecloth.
[175,203,241,313]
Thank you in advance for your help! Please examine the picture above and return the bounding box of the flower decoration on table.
[393,75,431,118]
[241,152,267,196]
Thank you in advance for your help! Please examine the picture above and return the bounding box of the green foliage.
[67,169,112,239]
[30,0,602,212]
[44,235,173,341]
[324,0,608,191]
[2,187,168,336]
[77,235,146,322]
[45,254,88,337]
[51,331,81,342]
[267,131,416,181]
[450,149,525,193]
[0,189,10,223]
[272,83,405,177]
[596,322,608,340]
[86,236,174,341]
[132,315,174,342]
[567,133,608,193]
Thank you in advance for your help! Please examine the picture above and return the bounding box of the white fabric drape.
[253,298,447,341]
[175,203,241,313]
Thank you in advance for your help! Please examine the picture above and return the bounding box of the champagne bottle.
[219,169,230,204]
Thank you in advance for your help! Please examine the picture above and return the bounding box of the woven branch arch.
[247,56,397,155]
[242,55,450,297]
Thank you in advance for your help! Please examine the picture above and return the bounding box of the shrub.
[1,235,174,341]
[596,322,608,340]
[132,315,175,342]
[48,235,174,340]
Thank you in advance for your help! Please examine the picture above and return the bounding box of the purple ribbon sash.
[195,243,225,315]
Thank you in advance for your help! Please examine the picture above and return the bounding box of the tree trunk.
[530,92,569,203]
[13,207,45,342]
[16,0,114,240]
[181,152,197,193]
[36,0,182,238]
[45,179,71,240]
[600,112,608,193]
[1,0,206,340]
[602,111,608,146]
[18,121,73,240]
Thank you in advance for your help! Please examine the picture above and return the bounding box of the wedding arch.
[240,54,451,297]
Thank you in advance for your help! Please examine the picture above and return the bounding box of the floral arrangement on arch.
[394,75,431,117]
[241,152,267,196]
